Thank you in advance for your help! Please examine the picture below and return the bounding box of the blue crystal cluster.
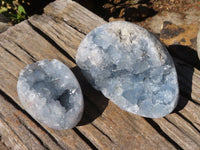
[76,21,179,118]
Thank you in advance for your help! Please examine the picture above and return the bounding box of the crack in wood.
[190,99,200,106]
[145,118,183,150]
[63,19,87,35]
[0,90,21,111]
[11,41,37,62]
[91,123,114,143]
[164,117,200,147]
[2,37,37,63]
[73,128,98,150]
[0,112,25,147]
[176,112,200,136]
[0,132,13,150]
[0,66,18,80]
[16,116,50,150]
[0,44,25,64]
[0,90,65,150]
[51,23,81,51]
[27,20,76,64]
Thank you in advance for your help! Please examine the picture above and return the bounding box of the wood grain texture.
[44,0,105,34]
[0,20,175,150]
[0,0,200,149]
[0,21,91,150]
[0,141,8,150]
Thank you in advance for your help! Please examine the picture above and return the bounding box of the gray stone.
[0,14,10,33]
[17,59,84,130]
[76,21,179,118]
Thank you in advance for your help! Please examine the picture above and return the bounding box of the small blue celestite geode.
[17,59,84,129]
[76,21,179,118]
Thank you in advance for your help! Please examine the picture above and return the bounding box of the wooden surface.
[0,0,200,149]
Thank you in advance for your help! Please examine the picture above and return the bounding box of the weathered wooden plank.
[0,142,8,150]
[153,116,199,149]
[28,14,84,60]
[153,109,200,149]
[0,46,25,78]
[152,96,200,149]
[0,21,75,67]
[0,0,199,149]
[35,0,200,141]
[0,38,35,65]
[44,0,105,34]
[165,114,200,145]
[0,23,176,150]
[0,16,177,150]
[0,65,19,103]
[0,53,92,150]
[0,22,92,150]
[27,13,182,149]
[0,94,60,150]
[21,1,200,149]
[191,68,200,103]
[178,97,200,131]
[0,117,29,150]
[0,66,176,150]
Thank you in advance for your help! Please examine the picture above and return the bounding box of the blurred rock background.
[76,0,200,33]
[0,14,10,33]
[1,0,200,50]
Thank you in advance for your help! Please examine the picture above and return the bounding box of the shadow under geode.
[167,45,200,112]
[168,45,200,70]
[71,67,109,126]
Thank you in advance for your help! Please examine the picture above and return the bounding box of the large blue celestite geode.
[76,21,179,118]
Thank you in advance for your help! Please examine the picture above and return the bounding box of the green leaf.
[18,5,26,14]
[17,14,20,19]
[0,7,8,13]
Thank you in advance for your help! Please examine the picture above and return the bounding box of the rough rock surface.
[17,59,84,130]
[76,21,179,118]
[160,21,199,50]
[0,14,10,33]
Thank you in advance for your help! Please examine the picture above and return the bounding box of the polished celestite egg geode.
[76,21,179,118]
[17,59,84,130]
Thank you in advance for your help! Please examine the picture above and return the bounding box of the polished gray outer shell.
[17,59,84,130]
[76,21,179,118]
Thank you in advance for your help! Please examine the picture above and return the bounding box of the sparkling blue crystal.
[76,21,179,118]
